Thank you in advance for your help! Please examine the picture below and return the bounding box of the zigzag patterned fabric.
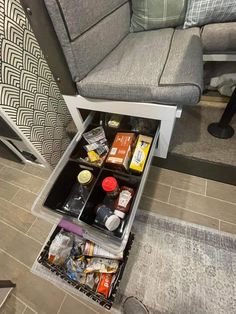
[0,0,71,166]
[184,0,236,28]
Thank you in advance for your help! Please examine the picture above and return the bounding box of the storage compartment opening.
[35,110,160,253]
[44,161,100,217]
[38,225,134,310]
[79,169,141,239]
[70,113,158,169]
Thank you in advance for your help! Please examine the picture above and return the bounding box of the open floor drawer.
[32,112,160,308]
[35,223,134,309]
[32,112,160,254]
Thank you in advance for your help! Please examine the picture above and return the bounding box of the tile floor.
[0,156,236,314]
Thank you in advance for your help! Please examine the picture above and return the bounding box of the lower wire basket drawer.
[37,225,134,310]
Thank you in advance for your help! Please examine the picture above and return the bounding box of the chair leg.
[156,116,176,158]
[208,88,236,139]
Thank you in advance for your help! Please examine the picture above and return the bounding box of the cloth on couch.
[201,23,236,54]
[208,73,236,97]
[130,0,187,32]
[77,28,203,105]
[184,0,236,29]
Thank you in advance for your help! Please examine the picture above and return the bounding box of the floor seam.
[9,187,20,202]
[56,293,67,314]
[66,292,100,314]
[142,195,221,223]
[170,186,236,206]
[0,178,42,195]
[204,179,208,196]
[12,293,38,314]
[0,248,30,270]
[0,164,48,181]
[26,217,37,235]
[0,196,36,214]
[147,179,207,196]
[167,186,172,203]
[0,218,43,245]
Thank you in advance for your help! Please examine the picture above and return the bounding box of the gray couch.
[43,0,236,105]
[21,0,236,150]
[202,22,236,56]
[44,0,203,106]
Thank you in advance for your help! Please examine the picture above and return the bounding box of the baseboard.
[152,153,236,186]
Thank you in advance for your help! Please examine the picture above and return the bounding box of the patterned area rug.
[113,211,236,314]
[33,211,236,314]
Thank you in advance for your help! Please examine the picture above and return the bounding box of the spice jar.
[95,205,120,231]
[102,177,119,199]
[114,186,134,219]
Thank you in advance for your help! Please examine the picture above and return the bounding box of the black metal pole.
[208,87,236,139]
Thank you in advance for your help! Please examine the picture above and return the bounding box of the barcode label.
[110,148,117,155]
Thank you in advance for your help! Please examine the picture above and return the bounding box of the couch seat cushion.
[202,23,236,54]
[77,28,203,106]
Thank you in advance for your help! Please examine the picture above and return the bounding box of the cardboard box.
[106,133,136,171]
[129,135,152,173]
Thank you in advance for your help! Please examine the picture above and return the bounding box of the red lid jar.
[102,177,119,199]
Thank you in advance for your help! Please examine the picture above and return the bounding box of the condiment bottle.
[102,177,119,199]
[78,170,94,188]
[95,205,120,231]
[114,186,134,219]
[77,170,94,200]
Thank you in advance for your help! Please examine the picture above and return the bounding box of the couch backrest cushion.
[184,0,236,29]
[44,0,131,81]
[131,0,187,32]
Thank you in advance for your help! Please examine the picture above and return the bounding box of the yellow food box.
[129,135,152,173]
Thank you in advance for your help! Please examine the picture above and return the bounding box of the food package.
[129,135,152,173]
[82,126,109,166]
[87,150,100,163]
[97,273,114,298]
[70,235,85,259]
[106,133,136,171]
[66,256,87,282]
[84,258,119,274]
[85,273,100,290]
[84,241,123,260]
[48,231,73,265]
[108,114,123,128]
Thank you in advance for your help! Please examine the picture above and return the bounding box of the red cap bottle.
[102,177,119,199]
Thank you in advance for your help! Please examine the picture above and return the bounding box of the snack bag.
[84,258,119,274]
[97,273,113,298]
[48,231,73,265]
[84,241,123,260]
[82,126,109,165]
[85,273,100,290]
[66,256,87,282]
